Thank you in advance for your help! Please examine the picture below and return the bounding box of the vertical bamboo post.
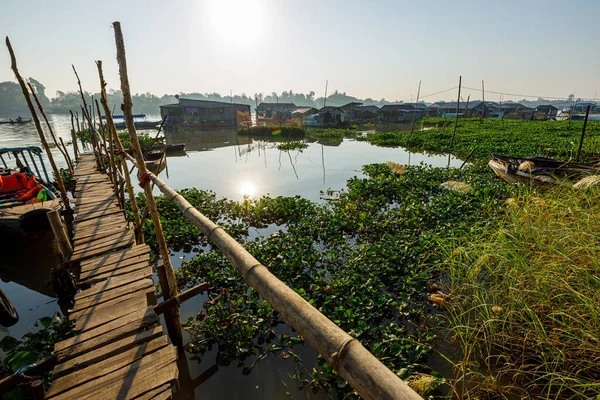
[480,80,485,122]
[449,76,461,148]
[27,82,74,175]
[5,37,73,234]
[112,21,182,348]
[411,80,421,132]
[58,137,74,173]
[464,95,470,118]
[97,60,144,243]
[69,110,79,159]
[576,105,591,162]
[96,99,117,190]
[73,65,104,173]
[47,210,73,259]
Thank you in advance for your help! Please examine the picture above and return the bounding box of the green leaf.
[0,336,21,352]
[7,350,40,372]
[35,317,53,328]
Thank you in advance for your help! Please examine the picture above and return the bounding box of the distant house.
[256,103,297,121]
[160,98,251,128]
[536,105,559,118]
[378,104,429,122]
[429,101,500,118]
[292,107,318,119]
[320,106,347,122]
[339,102,380,121]
[573,102,597,113]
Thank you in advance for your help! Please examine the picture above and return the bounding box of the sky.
[1,0,599,103]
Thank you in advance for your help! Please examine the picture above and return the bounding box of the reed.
[442,185,600,399]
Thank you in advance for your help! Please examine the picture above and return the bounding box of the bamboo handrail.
[119,147,421,399]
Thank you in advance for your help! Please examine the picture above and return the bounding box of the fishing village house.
[160,98,251,128]
[378,103,425,122]
[535,105,559,119]
[256,102,297,123]
[339,102,380,121]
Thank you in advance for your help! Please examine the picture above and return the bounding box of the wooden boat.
[0,119,32,125]
[0,146,61,236]
[488,154,600,186]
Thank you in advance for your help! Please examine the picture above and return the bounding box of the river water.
[0,113,461,398]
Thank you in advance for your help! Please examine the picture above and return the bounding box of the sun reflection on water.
[239,181,256,197]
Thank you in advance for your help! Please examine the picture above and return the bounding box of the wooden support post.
[576,105,591,162]
[464,95,470,117]
[69,110,79,159]
[30,380,44,400]
[113,21,183,349]
[47,210,72,259]
[6,37,73,235]
[28,82,73,175]
[96,60,144,242]
[154,282,209,315]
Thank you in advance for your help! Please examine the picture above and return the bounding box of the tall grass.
[442,186,600,399]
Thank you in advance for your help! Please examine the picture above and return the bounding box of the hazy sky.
[1,0,599,102]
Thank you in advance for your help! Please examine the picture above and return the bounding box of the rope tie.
[138,171,152,188]
[330,338,356,371]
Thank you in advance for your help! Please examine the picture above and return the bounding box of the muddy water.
[0,114,462,398]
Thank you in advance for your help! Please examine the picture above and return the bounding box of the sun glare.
[207,0,264,43]
[239,181,257,197]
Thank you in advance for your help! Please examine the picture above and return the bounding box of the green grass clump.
[443,186,600,399]
[238,126,305,137]
[276,140,308,151]
[359,118,600,162]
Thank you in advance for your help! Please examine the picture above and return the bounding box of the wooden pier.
[46,153,178,400]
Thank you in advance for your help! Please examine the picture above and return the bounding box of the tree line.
[0,78,581,116]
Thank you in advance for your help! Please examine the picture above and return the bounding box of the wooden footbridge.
[46,153,178,400]
[4,21,423,400]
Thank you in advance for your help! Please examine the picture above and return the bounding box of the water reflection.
[161,127,464,202]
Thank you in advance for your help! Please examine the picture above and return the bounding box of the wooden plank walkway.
[47,153,178,400]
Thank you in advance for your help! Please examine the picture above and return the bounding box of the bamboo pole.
[112,22,183,349]
[411,80,421,132]
[5,37,73,234]
[95,99,117,191]
[449,76,461,148]
[96,60,143,243]
[73,65,104,172]
[58,137,74,173]
[27,82,73,175]
[480,80,485,122]
[69,110,79,159]
[118,155,421,399]
[576,105,591,162]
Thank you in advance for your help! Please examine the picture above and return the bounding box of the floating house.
[535,105,559,119]
[160,98,251,129]
[340,102,380,121]
[256,103,297,122]
[378,104,424,122]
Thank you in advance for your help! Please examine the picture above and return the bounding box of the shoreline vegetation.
[145,118,597,398]
[3,117,598,398]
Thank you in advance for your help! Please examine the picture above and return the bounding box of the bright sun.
[206,0,264,43]
[239,181,257,197]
